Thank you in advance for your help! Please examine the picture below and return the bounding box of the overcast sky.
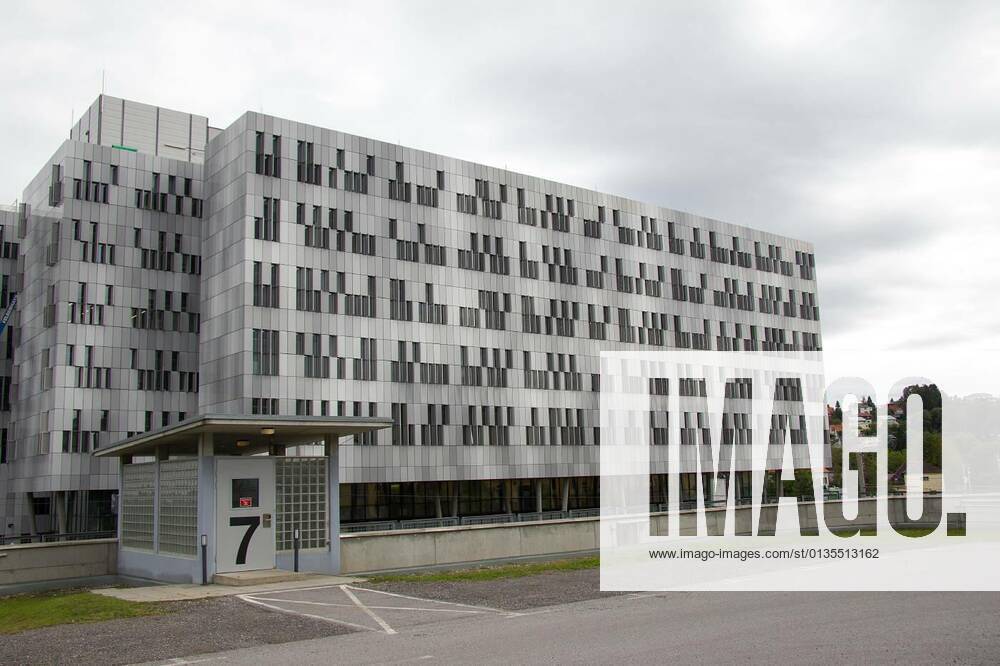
[2,1,998,384]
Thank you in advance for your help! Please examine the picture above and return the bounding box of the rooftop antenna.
[101,69,106,94]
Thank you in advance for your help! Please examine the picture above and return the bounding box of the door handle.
[262,513,272,528]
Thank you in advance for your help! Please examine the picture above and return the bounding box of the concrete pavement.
[142,590,1000,664]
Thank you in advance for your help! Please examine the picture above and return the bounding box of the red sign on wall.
[239,497,253,508]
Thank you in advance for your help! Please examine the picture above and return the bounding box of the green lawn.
[0,590,164,635]
[369,555,600,583]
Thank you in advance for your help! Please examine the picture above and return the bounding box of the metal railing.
[568,508,600,518]
[343,509,596,534]
[341,521,398,534]
[399,517,460,530]
[0,530,115,547]
[339,493,865,534]
[461,513,515,526]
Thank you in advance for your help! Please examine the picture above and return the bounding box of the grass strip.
[368,555,600,583]
[0,590,165,635]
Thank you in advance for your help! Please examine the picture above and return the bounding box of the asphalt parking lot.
[0,565,611,666]
[0,595,348,666]
[6,566,1000,665]
[179,578,1000,665]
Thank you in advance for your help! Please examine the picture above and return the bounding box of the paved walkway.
[94,574,362,602]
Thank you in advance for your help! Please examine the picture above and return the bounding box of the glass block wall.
[157,459,199,556]
[276,457,327,551]
[121,462,155,549]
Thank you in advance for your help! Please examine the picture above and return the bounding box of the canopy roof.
[94,414,392,459]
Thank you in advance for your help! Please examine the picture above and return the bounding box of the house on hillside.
[890,463,942,494]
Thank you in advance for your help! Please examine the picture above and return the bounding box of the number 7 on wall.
[229,515,261,565]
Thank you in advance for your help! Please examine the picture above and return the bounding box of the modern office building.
[0,94,821,539]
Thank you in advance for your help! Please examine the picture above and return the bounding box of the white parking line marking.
[366,605,480,614]
[383,656,435,665]
[248,597,483,614]
[507,593,651,619]
[240,583,522,634]
[344,585,522,617]
[238,593,377,633]
[340,585,398,635]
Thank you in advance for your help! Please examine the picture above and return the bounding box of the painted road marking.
[340,585,397,634]
[345,585,522,617]
[382,656,436,665]
[239,593,377,633]
[256,597,483,613]
[238,583,519,635]
[151,656,228,665]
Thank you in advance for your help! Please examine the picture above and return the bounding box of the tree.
[793,470,815,499]
[888,420,906,451]
[889,383,943,453]
[829,445,877,493]
[924,432,942,468]
[901,384,942,411]
[924,407,942,433]
[830,445,843,487]
[887,449,907,477]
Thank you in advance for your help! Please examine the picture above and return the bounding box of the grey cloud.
[1,0,998,353]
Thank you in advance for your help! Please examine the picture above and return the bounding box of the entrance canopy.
[94,414,391,584]
[95,414,392,459]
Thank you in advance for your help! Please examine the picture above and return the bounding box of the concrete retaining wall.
[341,517,599,574]
[0,539,118,585]
[341,496,943,574]
[0,497,945,581]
